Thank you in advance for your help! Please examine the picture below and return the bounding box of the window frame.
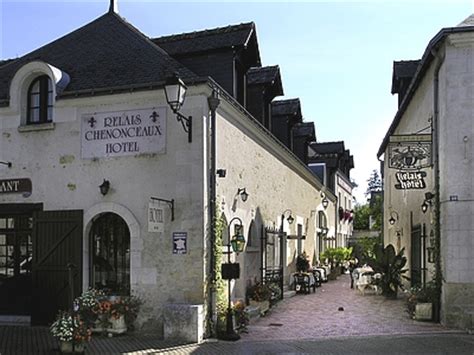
[27,75,53,125]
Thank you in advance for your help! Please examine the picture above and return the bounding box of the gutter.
[432,46,445,324]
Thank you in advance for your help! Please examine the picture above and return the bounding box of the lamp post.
[221,216,245,341]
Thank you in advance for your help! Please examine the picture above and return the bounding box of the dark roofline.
[378,25,474,157]
[155,22,255,44]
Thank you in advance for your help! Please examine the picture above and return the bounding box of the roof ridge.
[272,98,300,104]
[154,22,255,43]
[248,65,279,72]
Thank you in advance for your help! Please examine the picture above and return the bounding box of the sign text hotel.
[81,108,167,159]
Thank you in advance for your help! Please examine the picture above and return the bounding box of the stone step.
[0,316,30,326]
[283,290,296,298]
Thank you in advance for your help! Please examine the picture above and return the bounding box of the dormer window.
[27,75,53,124]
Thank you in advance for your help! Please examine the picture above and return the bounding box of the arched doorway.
[89,213,130,295]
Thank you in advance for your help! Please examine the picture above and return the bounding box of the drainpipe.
[208,89,220,335]
[432,47,444,323]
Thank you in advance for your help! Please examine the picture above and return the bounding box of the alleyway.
[241,273,449,341]
[0,274,464,354]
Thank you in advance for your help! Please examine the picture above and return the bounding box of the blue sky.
[1,1,473,203]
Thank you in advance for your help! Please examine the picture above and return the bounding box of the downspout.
[432,47,444,323]
[208,89,220,335]
[334,195,338,248]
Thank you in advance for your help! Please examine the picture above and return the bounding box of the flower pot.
[249,299,270,315]
[59,341,85,354]
[107,315,127,335]
[415,303,433,321]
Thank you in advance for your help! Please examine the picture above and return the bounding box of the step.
[0,315,30,326]
[283,290,296,298]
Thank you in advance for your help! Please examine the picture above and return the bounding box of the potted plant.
[233,300,249,333]
[296,252,310,272]
[247,282,272,315]
[50,311,91,353]
[406,281,436,320]
[73,288,105,328]
[370,244,409,299]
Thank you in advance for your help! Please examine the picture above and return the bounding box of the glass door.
[0,215,33,315]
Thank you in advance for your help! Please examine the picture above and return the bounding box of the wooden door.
[31,210,83,325]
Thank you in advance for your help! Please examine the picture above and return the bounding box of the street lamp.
[164,74,192,143]
[221,216,245,341]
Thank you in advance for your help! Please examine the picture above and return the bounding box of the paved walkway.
[0,274,467,354]
[241,273,452,341]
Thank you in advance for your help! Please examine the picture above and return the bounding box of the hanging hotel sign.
[395,171,427,190]
[0,178,32,194]
[81,107,167,159]
[388,134,432,170]
[148,200,164,233]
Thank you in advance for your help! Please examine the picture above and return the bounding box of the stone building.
[378,15,474,329]
[0,5,339,337]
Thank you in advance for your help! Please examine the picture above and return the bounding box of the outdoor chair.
[294,273,311,294]
[312,269,322,288]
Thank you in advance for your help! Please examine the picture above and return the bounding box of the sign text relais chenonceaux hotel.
[81,108,167,159]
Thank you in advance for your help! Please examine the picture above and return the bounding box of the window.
[27,75,53,124]
[90,213,130,295]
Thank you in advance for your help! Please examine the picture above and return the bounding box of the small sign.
[395,171,427,190]
[0,178,32,195]
[148,201,164,233]
[173,232,187,254]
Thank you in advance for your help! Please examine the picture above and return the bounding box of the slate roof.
[271,98,302,117]
[378,19,474,157]
[310,141,345,155]
[458,14,474,26]
[152,22,257,56]
[293,122,315,139]
[391,60,420,94]
[0,12,199,104]
[0,59,15,68]
[247,65,283,96]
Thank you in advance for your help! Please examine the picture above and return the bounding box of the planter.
[59,341,85,354]
[107,315,127,335]
[249,299,270,315]
[415,303,433,321]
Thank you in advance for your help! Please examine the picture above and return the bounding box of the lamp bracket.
[151,197,175,221]
[0,161,12,168]
[173,111,192,143]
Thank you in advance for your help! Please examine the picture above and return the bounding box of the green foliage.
[247,282,272,302]
[320,247,353,267]
[370,244,409,298]
[351,236,380,265]
[354,194,382,231]
[296,253,310,272]
[365,169,382,196]
[213,210,227,321]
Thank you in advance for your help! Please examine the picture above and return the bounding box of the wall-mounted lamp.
[216,169,227,178]
[421,192,435,213]
[237,188,249,202]
[282,209,294,225]
[99,179,110,196]
[388,211,399,225]
[164,74,192,143]
[0,161,12,168]
[322,197,329,209]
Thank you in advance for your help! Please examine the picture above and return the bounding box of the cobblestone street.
[241,273,450,341]
[0,274,469,354]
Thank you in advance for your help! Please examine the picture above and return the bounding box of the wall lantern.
[237,188,249,202]
[221,216,245,341]
[230,225,246,254]
[388,211,399,225]
[164,74,192,143]
[322,197,329,209]
[0,161,12,168]
[99,179,110,196]
[282,209,294,225]
[421,192,435,214]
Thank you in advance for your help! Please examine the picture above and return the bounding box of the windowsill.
[18,122,55,132]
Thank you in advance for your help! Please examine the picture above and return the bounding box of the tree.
[353,194,382,231]
[365,169,382,196]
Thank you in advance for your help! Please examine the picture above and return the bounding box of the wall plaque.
[148,201,164,233]
[81,107,167,159]
[0,178,32,194]
[172,232,187,254]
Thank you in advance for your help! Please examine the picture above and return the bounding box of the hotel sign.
[388,134,431,170]
[395,171,426,190]
[0,178,32,194]
[81,107,167,159]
